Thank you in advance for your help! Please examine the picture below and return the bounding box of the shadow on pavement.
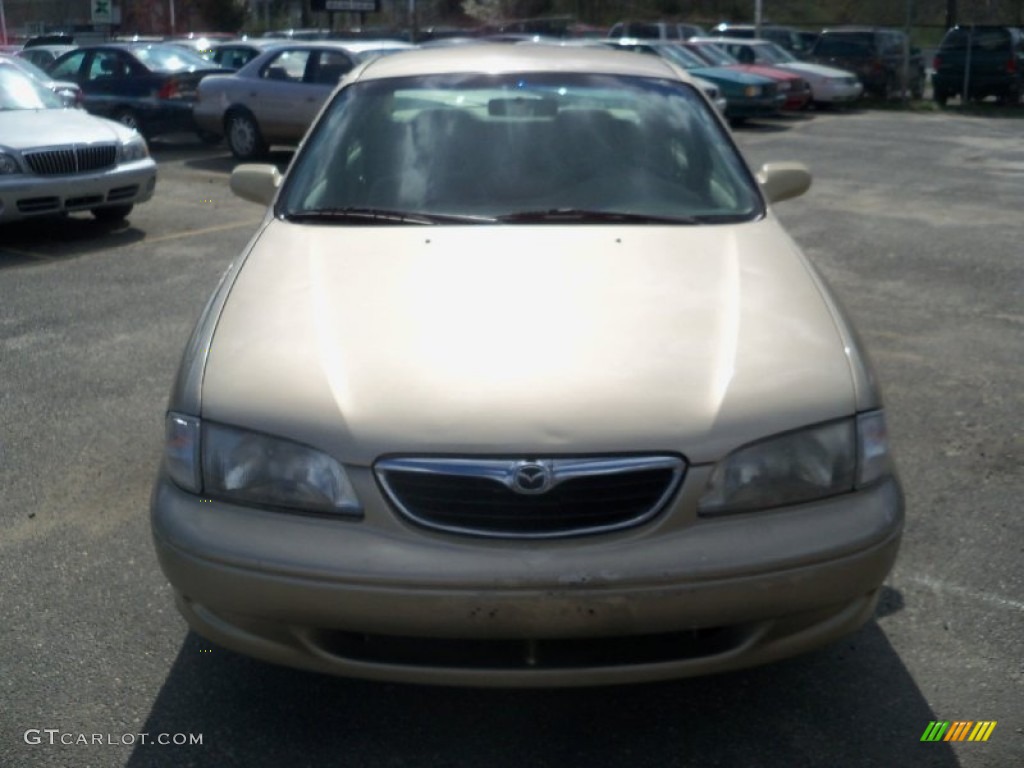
[126,614,959,768]
[0,216,145,266]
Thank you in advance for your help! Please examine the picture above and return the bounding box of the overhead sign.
[313,0,380,12]
[91,0,113,23]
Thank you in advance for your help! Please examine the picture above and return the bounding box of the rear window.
[813,38,872,57]
[940,27,1013,51]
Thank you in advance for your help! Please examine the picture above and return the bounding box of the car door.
[80,49,147,120]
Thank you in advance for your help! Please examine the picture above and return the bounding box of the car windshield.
[132,44,216,72]
[279,72,762,224]
[689,43,738,66]
[757,43,796,64]
[652,44,709,69]
[0,64,63,109]
[6,55,56,82]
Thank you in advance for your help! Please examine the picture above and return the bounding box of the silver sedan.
[193,40,412,160]
[0,61,156,224]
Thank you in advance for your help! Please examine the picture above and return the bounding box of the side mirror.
[230,164,282,206]
[757,162,811,204]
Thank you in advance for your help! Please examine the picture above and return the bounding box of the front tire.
[92,204,133,222]
[113,108,144,136]
[225,110,268,161]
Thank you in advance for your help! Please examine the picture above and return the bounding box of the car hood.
[731,64,801,83]
[0,108,133,149]
[690,66,775,86]
[201,219,856,465]
[780,61,858,80]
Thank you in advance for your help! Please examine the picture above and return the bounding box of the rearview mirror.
[230,164,282,206]
[757,162,811,204]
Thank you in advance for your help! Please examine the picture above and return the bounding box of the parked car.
[2,53,83,106]
[711,38,863,105]
[709,23,810,56]
[193,41,408,160]
[167,33,238,59]
[17,43,77,69]
[608,21,706,41]
[686,39,812,110]
[808,27,925,99]
[602,39,783,121]
[0,60,156,224]
[931,25,1024,105]
[46,43,226,139]
[205,39,285,71]
[152,43,903,687]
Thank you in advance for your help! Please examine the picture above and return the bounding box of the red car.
[685,39,812,110]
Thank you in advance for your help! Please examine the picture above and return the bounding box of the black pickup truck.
[808,26,926,99]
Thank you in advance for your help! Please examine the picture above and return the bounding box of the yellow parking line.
[143,219,262,244]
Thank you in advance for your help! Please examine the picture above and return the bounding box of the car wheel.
[92,204,134,222]
[113,108,144,135]
[996,86,1020,106]
[226,111,268,161]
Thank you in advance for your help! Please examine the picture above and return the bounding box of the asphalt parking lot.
[1,107,1022,767]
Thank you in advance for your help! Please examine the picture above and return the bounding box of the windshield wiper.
[495,208,702,225]
[281,207,496,225]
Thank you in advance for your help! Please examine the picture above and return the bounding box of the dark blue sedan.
[47,43,225,140]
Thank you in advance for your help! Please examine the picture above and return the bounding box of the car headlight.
[743,85,763,97]
[119,135,149,163]
[163,412,361,515]
[0,152,22,175]
[698,413,893,516]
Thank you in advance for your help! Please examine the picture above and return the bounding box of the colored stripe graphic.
[922,721,997,742]
[968,722,997,742]
[921,722,949,742]
[945,721,972,741]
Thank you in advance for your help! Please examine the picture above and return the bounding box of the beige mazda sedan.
[152,45,903,687]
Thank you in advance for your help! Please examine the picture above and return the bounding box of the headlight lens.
[856,410,893,486]
[119,135,150,163]
[163,412,361,515]
[165,413,201,492]
[698,419,856,515]
[202,422,360,515]
[743,85,763,97]
[0,152,22,175]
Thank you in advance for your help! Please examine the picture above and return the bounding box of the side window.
[308,50,354,85]
[88,51,129,81]
[49,50,86,80]
[261,50,310,82]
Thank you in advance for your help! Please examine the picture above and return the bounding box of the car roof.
[352,43,688,83]
[706,37,773,45]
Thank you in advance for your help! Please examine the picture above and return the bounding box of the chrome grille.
[376,456,685,538]
[24,145,117,176]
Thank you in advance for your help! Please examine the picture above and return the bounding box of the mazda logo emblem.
[510,461,553,495]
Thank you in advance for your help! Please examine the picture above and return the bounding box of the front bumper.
[0,160,156,223]
[724,93,784,119]
[812,81,864,103]
[151,471,903,686]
